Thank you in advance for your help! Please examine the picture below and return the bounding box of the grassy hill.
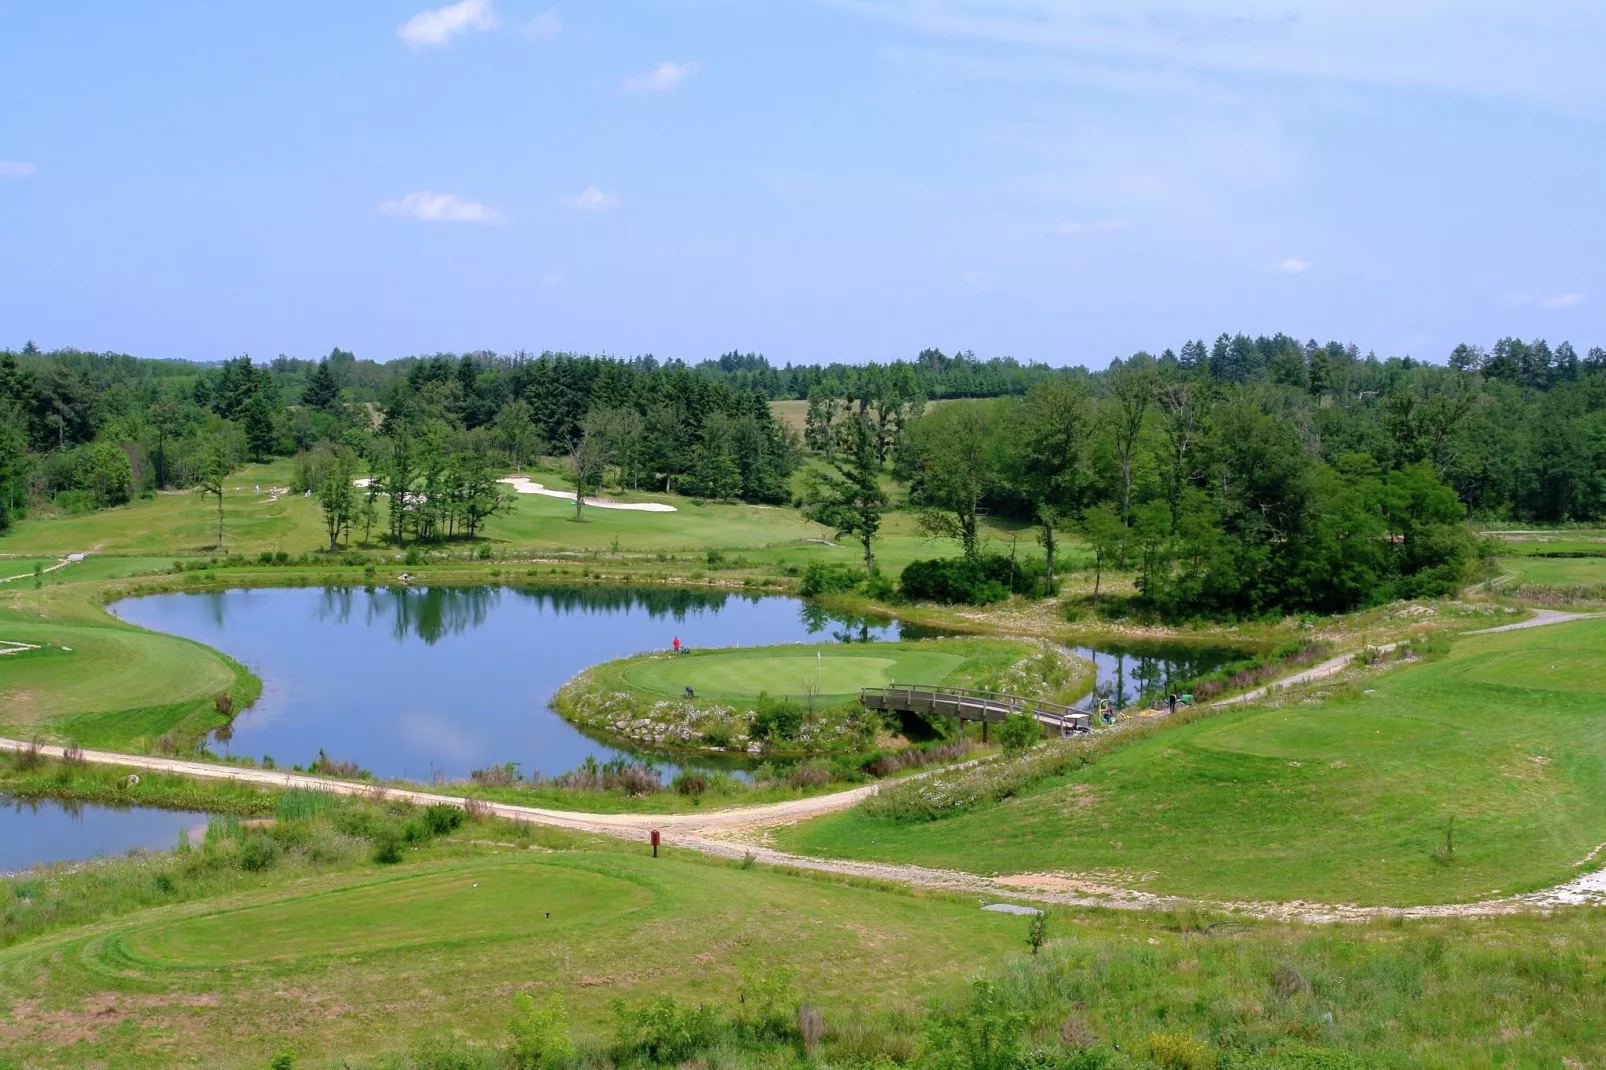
[777,617,1606,906]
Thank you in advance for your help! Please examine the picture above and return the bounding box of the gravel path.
[1466,609,1605,634]
[3,735,1601,922]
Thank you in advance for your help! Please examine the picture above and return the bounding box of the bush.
[508,993,575,1070]
[863,569,896,600]
[673,771,709,796]
[995,712,1041,754]
[918,979,1027,1070]
[371,825,404,864]
[612,995,718,1064]
[1147,1031,1213,1070]
[736,963,798,1041]
[237,834,281,872]
[901,554,1059,604]
[799,561,864,597]
[785,761,831,789]
[752,692,803,742]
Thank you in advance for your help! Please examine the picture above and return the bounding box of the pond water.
[111,585,1247,781]
[1071,640,1251,711]
[0,796,208,872]
[113,586,916,781]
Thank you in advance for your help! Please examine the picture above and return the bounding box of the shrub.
[470,762,521,787]
[901,554,1058,604]
[1147,1031,1213,1070]
[612,995,718,1064]
[995,712,1041,755]
[752,692,803,742]
[799,561,864,597]
[918,979,1027,1070]
[863,569,896,600]
[309,749,361,778]
[371,825,404,864]
[507,993,575,1070]
[237,834,281,872]
[785,761,831,789]
[736,963,798,1041]
[673,771,710,796]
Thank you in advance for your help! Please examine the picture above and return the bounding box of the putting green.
[620,646,970,703]
[121,860,653,967]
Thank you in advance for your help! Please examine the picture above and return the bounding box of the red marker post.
[650,828,661,858]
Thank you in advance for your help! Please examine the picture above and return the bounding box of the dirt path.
[3,735,1601,922]
[1208,649,1373,708]
[0,552,88,584]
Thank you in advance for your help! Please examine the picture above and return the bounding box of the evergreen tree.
[803,414,887,572]
[302,359,341,410]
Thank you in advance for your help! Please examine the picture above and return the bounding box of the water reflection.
[1071,641,1247,709]
[111,584,1245,781]
[0,796,208,872]
[113,585,906,780]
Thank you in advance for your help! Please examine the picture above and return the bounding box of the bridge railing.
[860,683,1092,732]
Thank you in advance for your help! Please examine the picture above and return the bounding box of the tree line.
[3,331,1603,550]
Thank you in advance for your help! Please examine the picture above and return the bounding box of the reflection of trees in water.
[315,585,357,627]
[1079,644,1248,708]
[797,603,904,643]
[508,585,741,621]
[196,591,229,630]
[353,585,504,645]
[7,796,87,817]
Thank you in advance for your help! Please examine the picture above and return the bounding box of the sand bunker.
[497,477,678,512]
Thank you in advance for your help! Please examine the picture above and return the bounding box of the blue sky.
[2,1,1601,366]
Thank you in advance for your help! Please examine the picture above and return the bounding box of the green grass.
[0,846,1025,1067]
[3,778,1605,1068]
[776,618,1606,906]
[1501,553,1606,586]
[621,644,975,704]
[124,859,653,965]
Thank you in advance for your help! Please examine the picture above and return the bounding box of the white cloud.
[961,269,996,289]
[563,186,618,212]
[0,161,35,179]
[1276,257,1310,273]
[1053,217,1128,236]
[623,61,703,93]
[398,0,499,48]
[1542,292,1584,310]
[381,191,502,224]
[539,270,566,287]
[524,9,562,38]
[840,1,1606,107]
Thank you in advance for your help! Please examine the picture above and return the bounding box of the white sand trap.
[497,477,678,512]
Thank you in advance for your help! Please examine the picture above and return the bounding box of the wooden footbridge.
[859,684,1092,737]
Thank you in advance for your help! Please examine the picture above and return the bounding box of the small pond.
[0,796,208,873]
[111,585,1247,781]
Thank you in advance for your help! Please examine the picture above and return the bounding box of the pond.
[0,796,208,872]
[1071,640,1252,711]
[111,585,1247,781]
[113,586,918,781]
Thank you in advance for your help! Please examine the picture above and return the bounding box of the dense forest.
[2,333,1603,615]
